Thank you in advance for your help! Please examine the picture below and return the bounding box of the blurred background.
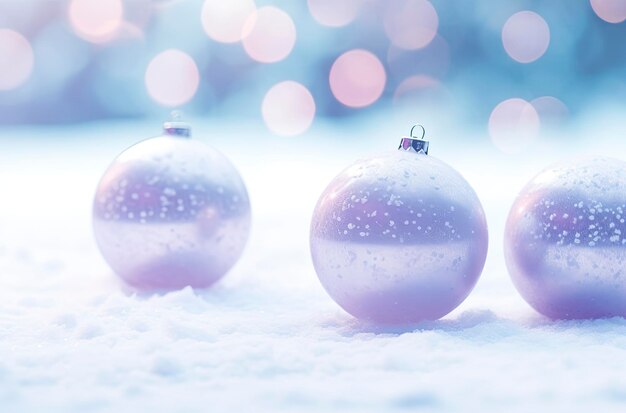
[1,3,626,411]
[0,0,624,151]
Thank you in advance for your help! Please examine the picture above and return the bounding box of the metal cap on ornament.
[163,110,191,138]
[398,124,429,155]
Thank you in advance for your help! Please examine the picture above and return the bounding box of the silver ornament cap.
[163,110,191,137]
[398,124,430,154]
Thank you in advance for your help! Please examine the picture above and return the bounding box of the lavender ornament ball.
[505,157,626,319]
[93,118,251,290]
[310,126,488,324]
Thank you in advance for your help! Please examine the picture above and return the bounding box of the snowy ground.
[1,110,626,412]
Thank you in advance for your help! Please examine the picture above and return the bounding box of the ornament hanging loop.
[410,124,426,140]
[163,110,192,138]
[399,123,430,155]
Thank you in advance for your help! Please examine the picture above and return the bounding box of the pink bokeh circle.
[502,11,550,64]
[489,98,540,154]
[145,49,200,107]
[262,81,316,137]
[329,49,386,108]
[590,0,626,23]
[242,7,296,63]
[0,29,34,90]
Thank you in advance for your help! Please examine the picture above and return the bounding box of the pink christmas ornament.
[93,117,251,290]
[310,125,488,324]
[505,157,626,319]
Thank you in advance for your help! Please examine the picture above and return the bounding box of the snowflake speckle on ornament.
[505,157,626,319]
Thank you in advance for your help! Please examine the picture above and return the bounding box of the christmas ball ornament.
[310,125,488,324]
[93,116,251,290]
[504,157,626,319]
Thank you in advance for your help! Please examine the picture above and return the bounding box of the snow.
[1,112,626,412]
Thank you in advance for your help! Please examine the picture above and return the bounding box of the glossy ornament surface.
[310,126,488,324]
[93,119,251,290]
[505,157,626,319]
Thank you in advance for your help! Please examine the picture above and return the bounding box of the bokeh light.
[32,23,90,96]
[151,0,183,8]
[262,81,316,137]
[393,75,442,105]
[383,0,438,50]
[502,11,550,63]
[201,0,256,43]
[590,0,626,23]
[387,35,450,80]
[144,49,199,107]
[307,0,361,28]
[0,2,623,126]
[329,49,386,108]
[488,98,540,154]
[531,96,568,124]
[68,0,124,43]
[0,29,34,91]
[242,7,296,63]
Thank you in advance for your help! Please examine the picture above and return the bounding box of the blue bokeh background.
[0,0,624,128]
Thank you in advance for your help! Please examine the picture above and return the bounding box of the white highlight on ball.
[68,0,124,43]
[262,81,316,137]
[329,49,386,108]
[502,11,550,64]
[0,29,34,91]
[201,0,256,43]
[145,49,200,107]
[383,0,438,50]
[488,98,540,154]
[242,6,296,63]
